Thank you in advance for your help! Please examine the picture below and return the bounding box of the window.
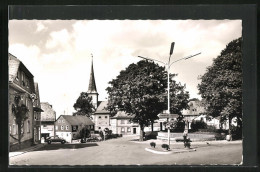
[25,98,28,108]
[26,80,29,88]
[34,114,37,120]
[16,71,19,80]
[121,127,125,132]
[21,73,25,86]
[62,120,64,123]
[56,126,58,130]
[127,127,131,132]
[99,116,101,119]
[121,120,125,124]
[72,126,78,132]
[58,120,61,123]
[12,124,16,135]
[21,123,24,133]
[61,126,64,130]
[105,116,107,119]
[66,125,69,130]
[27,120,30,133]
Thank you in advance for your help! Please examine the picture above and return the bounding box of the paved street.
[9,135,242,165]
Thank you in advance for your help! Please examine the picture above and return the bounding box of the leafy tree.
[106,60,189,141]
[169,75,190,114]
[198,37,242,137]
[73,92,95,117]
[79,125,90,139]
[10,95,29,148]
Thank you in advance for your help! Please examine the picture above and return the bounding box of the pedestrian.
[183,130,188,143]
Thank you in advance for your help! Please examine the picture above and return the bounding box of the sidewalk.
[9,143,46,158]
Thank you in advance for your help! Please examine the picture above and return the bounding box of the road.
[9,135,242,165]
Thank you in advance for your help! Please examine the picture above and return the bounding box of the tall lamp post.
[138,42,201,149]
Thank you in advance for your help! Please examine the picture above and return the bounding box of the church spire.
[87,54,97,93]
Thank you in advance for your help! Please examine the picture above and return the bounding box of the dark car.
[87,134,102,142]
[46,136,66,144]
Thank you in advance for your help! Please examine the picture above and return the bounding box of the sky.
[9,20,242,118]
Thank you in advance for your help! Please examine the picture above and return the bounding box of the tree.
[79,124,90,140]
[169,74,190,114]
[10,95,29,148]
[73,92,96,117]
[198,37,242,137]
[106,60,189,141]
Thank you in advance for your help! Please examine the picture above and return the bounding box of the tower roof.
[87,55,98,94]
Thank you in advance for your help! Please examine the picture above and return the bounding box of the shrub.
[230,125,242,140]
[150,142,156,148]
[161,144,169,150]
[191,120,207,131]
[145,131,158,140]
[198,125,217,133]
[184,141,191,148]
[215,133,226,140]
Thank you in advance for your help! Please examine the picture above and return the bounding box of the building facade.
[110,111,140,135]
[55,115,95,143]
[92,101,111,131]
[9,53,37,151]
[32,83,43,144]
[40,102,56,140]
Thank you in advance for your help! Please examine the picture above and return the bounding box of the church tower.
[87,54,99,109]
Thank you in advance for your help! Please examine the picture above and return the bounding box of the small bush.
[150,142,156,148]
[230,125,242,140]
[184,142,191,148]
[161,144,169,150]
[215,133,226,140]
[191,120,207,131]
[145,131,158,140]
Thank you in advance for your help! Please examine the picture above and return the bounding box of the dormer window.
[16,71,19,81]
[21,72,25,86]
[26,80,29,88]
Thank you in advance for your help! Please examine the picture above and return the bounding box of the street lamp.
[138,42,201,149]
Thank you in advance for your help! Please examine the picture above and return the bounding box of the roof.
[87,58,98,94]
[33,82,42,108]
[110,111,134,119]
[60,115,94,126]
[9,53,35,93]
[9,53,20,82]
[95,101,110,114]
[41,102,56,121]
[182,99,205,116]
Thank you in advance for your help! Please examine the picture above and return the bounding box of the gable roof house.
[9,53,37,151]
[55,115,95,143]
[40,102,56,140]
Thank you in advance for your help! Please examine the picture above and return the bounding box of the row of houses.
[9,53,44,151]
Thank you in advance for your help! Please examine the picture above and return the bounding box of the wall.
[94,114,110,131]
[9,87,34,150]
[110,118,139,135]
[41,123,55,137]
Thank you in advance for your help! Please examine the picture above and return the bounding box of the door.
[133,128,136,134]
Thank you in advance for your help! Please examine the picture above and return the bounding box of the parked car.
[46,136,66,144]
[87,134,102,142]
